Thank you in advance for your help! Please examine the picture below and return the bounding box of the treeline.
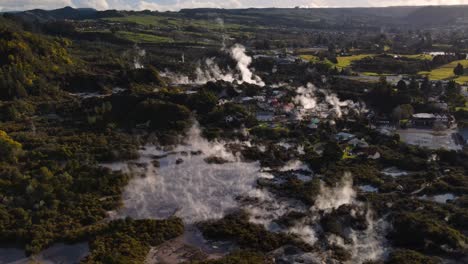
[0,18,74,100]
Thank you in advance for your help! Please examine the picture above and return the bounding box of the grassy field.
[115,31,173,43]
[336,54,375,69]
[419,59,468,84]
[398,54,433,61]
[105,15,164,26]
[361,72,394,76]
[104,15,249,31]
[300,54,375,69]
[299,54,335,67]
[455,75,468,84]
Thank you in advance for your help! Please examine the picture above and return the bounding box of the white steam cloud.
[133,46,146,69]
[195,58,236,83]
[230,44,265,86]
[294,84,317,110]
[110,124,261,223]
[314,173,356,212]
[294,83,368,120]
[244,172,388,263]
[163,44,265,87]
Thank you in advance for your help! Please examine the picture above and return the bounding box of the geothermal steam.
[117,124,261,223]
[294,83,367,119]
[230,44,265,86]
[245,172,388,263]
[314,173,356,212]
[133,46,146,69]
[163,44,265,86]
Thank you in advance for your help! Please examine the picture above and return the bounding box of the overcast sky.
[1,0,468,12]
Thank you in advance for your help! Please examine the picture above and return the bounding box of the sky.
[1,0,468,12]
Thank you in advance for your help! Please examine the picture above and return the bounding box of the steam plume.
[116,124,261,223]
[163,44,265,87]
[230,44,265,86]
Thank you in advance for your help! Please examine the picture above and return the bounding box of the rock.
[204,156,230,164]
[152,160,160,167]
[191,150,203,156]
[176,158,184,165]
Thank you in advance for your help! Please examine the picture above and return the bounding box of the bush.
[200,212,297,252]
[195,251,270,264]
[392,212,467,252]
[387,249,440,264]
[0,130,22,162]
[83,218,184,263]
[131,99,192,131]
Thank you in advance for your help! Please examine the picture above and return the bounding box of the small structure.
[410,113,452,128]
[256,112,274,122]
[335,132,356,142]
[461,86,468,97]
[307,118,320,129]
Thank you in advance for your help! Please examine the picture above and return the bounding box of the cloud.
[72,0,109,10]
[0,0,73,11]
[2,0,468,11]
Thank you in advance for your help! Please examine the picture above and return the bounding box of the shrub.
[0,130,22,162]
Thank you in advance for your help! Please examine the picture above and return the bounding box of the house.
[410,113,452,128]
[307,118,321,129]
[256,112,275,122]
[461,86,468,97]
[348,138,369,149]
[411,113,436,127]
[335,132,356,142]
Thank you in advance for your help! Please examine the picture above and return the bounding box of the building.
[410,113,452,128]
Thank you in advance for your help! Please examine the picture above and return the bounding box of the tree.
[403,78,420,98]
[392,104,414,121]
[322,142,343,164]
[420,77,431,94]
[454,63,464,76]
[0,130,22,162]
[397,80,408,92]
[189,89,218,114]
[446,80,460,97]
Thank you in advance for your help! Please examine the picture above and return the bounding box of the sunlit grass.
[105,15,250,30]
[336,54,375,69]
[455,75,468,85]
[301,54,375,69]
[361,72,394,76]
[115,31,173,43]
[419,59,468,83]
[300,55,335,67]
[106,15,162,26]
[398,54,433,61]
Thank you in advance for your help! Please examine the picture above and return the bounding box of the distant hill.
[7,5,468,28]
[9,6,98,22]
[404,5,468,25]
[181,6,468,27]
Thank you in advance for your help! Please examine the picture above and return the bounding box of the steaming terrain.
[106,124,261,222]
[0,4,468,264]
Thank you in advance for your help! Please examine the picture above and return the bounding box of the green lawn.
[398,54,433,61]
[361,72,393,77]
[300,55,335,67]
[336,54,375,69]
[105,15,163,26]
[419,59,468,84]
[105,15,250,31]
[115,31,173,43]
[455,75,468,85]
[300,54,375,69]
[300,54,320,62]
